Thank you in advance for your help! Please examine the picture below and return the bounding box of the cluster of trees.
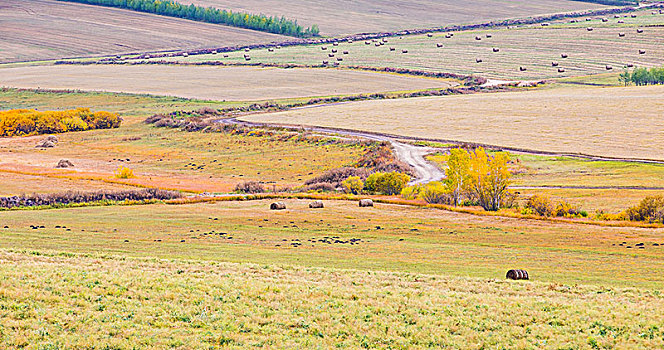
[620,67,664,86]
[401,148,513,211]
[342,172,410,196]
[0,108,121,137]
[59,0,319,37]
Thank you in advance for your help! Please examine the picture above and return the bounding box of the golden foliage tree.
[0,108,121,137]
[466,147,512,211]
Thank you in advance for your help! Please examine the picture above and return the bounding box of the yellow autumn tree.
[444,148,471,206]
[466,147,512,211]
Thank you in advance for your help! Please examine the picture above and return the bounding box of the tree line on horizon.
[620,66,664,86]
[57,0,320,38]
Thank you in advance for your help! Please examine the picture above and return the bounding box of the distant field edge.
[233,117,664,165]
[55,0,320,37]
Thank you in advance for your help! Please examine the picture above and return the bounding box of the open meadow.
[1,1,664,348]
[0,0,289,64]
[244,84,664,160]
[164,12,664,80]
[186,0,608,35]
[0,65,455,101]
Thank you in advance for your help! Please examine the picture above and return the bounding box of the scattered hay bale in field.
[541,22,549,26]
[321,46,327,50]
[337,57,343,61]
[55,159,74,168]
[375,43,381,47]
[601,18,608,22]
[223,54,229,58]
[389,47,396,51]
[402,49,408,53]
[605,65,613,70]
[382,38,388,43]
[561,53,568,58]
[492,48,500,52]
[322,60,329,65]
[182,52,189,57]
[506,269,529,280]
[637,28,643,33]
[365,41,371,45]
[618,20,624,23]
[331,49,337,53]
[309,200,324,209]
[244,56,251,61]
[486,34,492,38]
[36,136,58,148]
[631,14,637,18]
[333,42,339,46]
[343,51,349,54]
[445,34,452,38]
[436,43,443,48]
[558,68,566,73]
[614,15,620,18]
[587,27,593,31]
[244,48,250,52]
[270,202,286,210]
[328,53,335,57]
[570,19,578,23]
[626,63,634,68]
[475,36,482,40]
[551,61,559,67]
[267,48,274,52]
[211,51,217,55]
[585,17,591,21]
[619,32,626,37]
[639,49,646,54]
[333,62,340,66]
[519,66,527,71]
[359,199,374,207]
[476,58,483,63]
[427,33,433,37]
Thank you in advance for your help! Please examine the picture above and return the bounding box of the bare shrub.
[0,189,181,208]
[234,181,265,194]
[303,182,336,192]
[305,167,370,187]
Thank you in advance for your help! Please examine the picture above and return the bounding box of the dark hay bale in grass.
[637,28,643,33]
[389,47,395,51]
[631,14,637,18]
[322,60,329,65]
[267,48,274,52]
[359,199,374,207]
[476,58,483,63]
[551,61,559,67]
[343,51,349,54]
[605,65,613,70]
[619,32,625,37]
[601,18,608,22]
[245,57,251,61]
[561,53,568,58]
[445,34,452,38]
[506,269,529,280]
[558,68,566,73]
[427,33,433,37]
[541,22,549,26]
[626,63,634,68]
[331,49,337,53]
[375,43,381,47]
[56,159,74,168]
[270,202,286,210]
[436,43,443,47]
[486,34,492,38]
[333,42,339,46]
[475,36,482,40]
[223,54,229,58]
[402,50,408,54]
[333,62,340,66]
[639,49,646,54]
[36,140,56,148]
[618,20,624,23]
[321,46,327,50]
[492,48,500,52]
[337,57,343,61]
[328,53,335,57]
[614,15,620,18]
[309,200,324,209]
[519,66,527,71]
[587,27,593,31]
[365,41,371,45]
[244,48,250,52]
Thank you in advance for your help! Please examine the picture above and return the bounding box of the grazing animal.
[506,269,529,280]
[270,202,286,210]
[309,200,324,209]
[359,199,374,207]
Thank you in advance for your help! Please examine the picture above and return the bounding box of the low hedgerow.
[0,108,121,137]
[0,189,181,209]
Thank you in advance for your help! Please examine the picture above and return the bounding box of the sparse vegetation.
[625,195,664,223]
[0,189,181,209]
[364,172,410,195]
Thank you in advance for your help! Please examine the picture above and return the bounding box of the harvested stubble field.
[186,0,607,36]
[2,249,663,349]
[244,84,664,160]
[169,14,664,80]
[0,65,455,101]
[1,199,664,289]
[0,0,290,64]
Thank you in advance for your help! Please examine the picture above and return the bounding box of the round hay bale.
[476,58,483,63]
[436,43,443,48]
[631,14,637,18]
[636,28,644,33]
[551,61,559,67]
[328,53,335,57]
[519,66,527,71]
[561,53,568,58]
[45,135,59,144]
[639,49,646,54]
[244,48,250,52]
[343,51,349,55]
[486,34,492,38]
[626,63,634,68]
[267,48,274,52]
[506,269,529,280]
[321,46,327,50]
[337,57,343,61]
[492,48,500,52]
[619,32,625,37]
[333,42,339,46]
[601,18,608,22]
[402,50,408,54]
[475,36,482,40]
[427,33,433,37]
[309,200,324,209]
[359,199,374,207]
[587,27,593,31]
[605,65,613,70]
[270,202,286,210]
[56,159,74,168]
[331,49,337,53]
[389,47,396,51]
[541,22,549,26]
[36,140,56,148]
[618,20,624,24]
[558,68,565,73]
[322,60,329,65]
[223,54,229,58]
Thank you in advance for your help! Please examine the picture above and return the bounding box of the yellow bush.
[0,108,121,137]
[114,166,135,179]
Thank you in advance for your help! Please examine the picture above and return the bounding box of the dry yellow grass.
[0,65,454,101]
[188,0,607,36]
[0,0,289,63]
[244,84,664,160]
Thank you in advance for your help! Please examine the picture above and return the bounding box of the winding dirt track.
[219,118,444,184]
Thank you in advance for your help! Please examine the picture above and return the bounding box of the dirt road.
[219,118,445,184]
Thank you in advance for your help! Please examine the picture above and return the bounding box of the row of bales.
[105,6,654,64]
[270,199,373,210]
